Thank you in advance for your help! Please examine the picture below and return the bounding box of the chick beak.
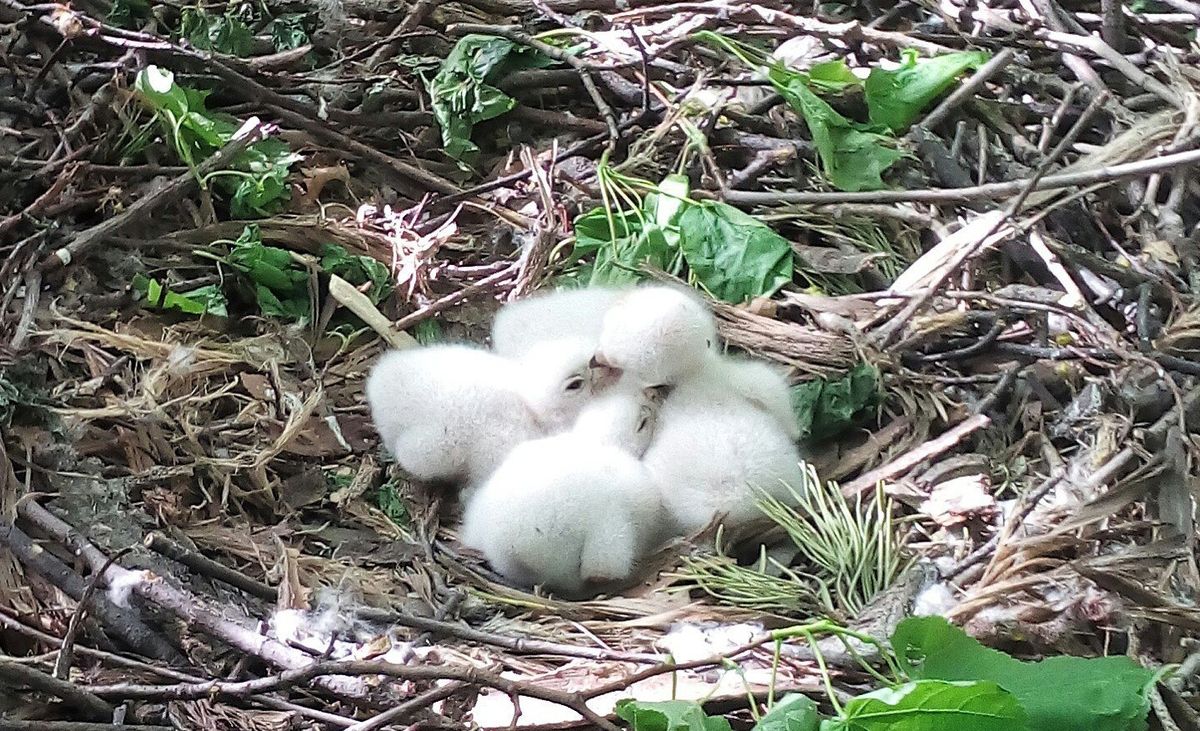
[644,384,673,405]
[588,353,623,390]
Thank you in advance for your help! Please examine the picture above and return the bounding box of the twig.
[344,682,470,731]
[0,606,359,728]
[360,608,663,663]
[0,723,173,731]
[144,531,276,602]
[447,23,621,156]
[914,49,1016,134]
[54,547,133,680]
[0,522,182,662]
[16,500,374,701]
[84,661,622,731]
[841,414,992,497]
[37,123,265,272]
[0,660,112,719]
[719,146,1200,205]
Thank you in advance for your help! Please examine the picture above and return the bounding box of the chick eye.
[564,376,586,392]
[636,416,650,433]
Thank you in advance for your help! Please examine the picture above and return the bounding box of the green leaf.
[865,50,990,133]
[376,480,411,526]
[132,274,228,317]
[770,73,904,192]
[677,201,793,303]
[570,206,675,287]
[614,699,733,731]
[180,8,253,56]
[791,363,880,441]
[806,60,861,93]
[892,616,1157,731]
[225,225,311,322]
[134,67,299,216]
[427,34,552,165]
[826,680,1026,731]
[107,0,150,29]
[753,694,821,731]
[269,15,310,52]
[320,244,391,304]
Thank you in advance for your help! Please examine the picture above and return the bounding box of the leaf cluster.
[618,617,1157,731]
[697,33,987,191]
[134,66,302,218]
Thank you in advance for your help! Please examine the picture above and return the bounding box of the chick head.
[571,384,669,457]
[592,285,718,387]
[514,337,599,433]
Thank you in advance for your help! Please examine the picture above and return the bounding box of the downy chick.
[708,356,800,440]
[590,284,799,439]
[365,345,543,485]
[491,286,626,359]
[510,337,600,433]
[459,386,666,598]
[591,284,718,387]
[644,370,806,536]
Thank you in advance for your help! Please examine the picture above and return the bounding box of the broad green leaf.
[570,206,675,287]
[753,693,821,731]
[428,34,552,165]
[677,201,793,303]
[376,480,411,526]
[790,363,880,441]
[180,8,253,56]
[226,225,311,321]
[269,15,310,52]
[107,0,150,29]
[892,616,1157,731]
[865,50,990,133]
[806,60,861,93]
[614,699,733,731]
[132,274,228,317]
[826,680,1026,731]
[133,67,298,216]
[770,74,904,192]
[320,244,391,304]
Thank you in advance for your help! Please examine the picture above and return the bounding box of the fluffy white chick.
[365,345,543,485]
[644,370,806,536]
[589,284,799,439]
[708,356,800,440]
[509,337,599,434]
[591,284,719,387]
[491,286,626,359]
[459,386,665,598]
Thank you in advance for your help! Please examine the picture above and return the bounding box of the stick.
[841,414,992,497]
[0,660,112,719]
[344,682,469,731]
[0,522,182,662]
[84,661,622,731]
[914,49,1016,133]
[16,501,372,701]
[720,146,1200,205]
[144,531,276,602]
[37,123,265,272]
[54,547,132,680]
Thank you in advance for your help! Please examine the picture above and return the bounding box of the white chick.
[644,370,806,536]
[509,337,599,434]
[590,284,800,439]
[365,345,543,485]
[491,286,626,359]
[459,386,665,598]
[708,356,800,440]
[591,284,718,387]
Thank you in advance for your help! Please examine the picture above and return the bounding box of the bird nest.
[1,0,1199,728]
